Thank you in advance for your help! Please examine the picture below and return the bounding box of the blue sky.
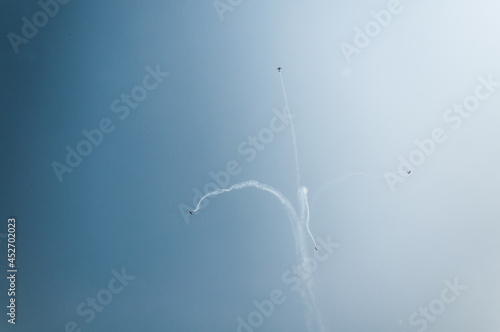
[2,0,500,331]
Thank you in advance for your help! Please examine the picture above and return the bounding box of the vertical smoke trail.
[279,71,301,187]
[190,184,323,331]
[279,70,317,249]
[191,69,324,331]
[280,70,325,332]
[191,179,324,331]
[299,187,317,249]
[281,70,382,331]
[297,186,325,332]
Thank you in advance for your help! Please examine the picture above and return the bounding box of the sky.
[2,0,500,331]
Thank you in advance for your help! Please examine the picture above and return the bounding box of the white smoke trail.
[191,70,324,331]
[280,70,324,331]
[279,71,317,250]
[191,180,324,331]
[299,187,306,231]
[297,186,325,332]
[299,187,317,249]
[280,71,300,187]
[192,180,299,221]
[191,180,320,262]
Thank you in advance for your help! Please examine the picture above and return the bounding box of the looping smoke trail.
[299,187,317,249]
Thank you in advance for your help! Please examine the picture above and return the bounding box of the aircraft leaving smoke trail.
[191,180,322,331]
[190,68,324,331]
[191,70,318,250]
[192,180,319,253]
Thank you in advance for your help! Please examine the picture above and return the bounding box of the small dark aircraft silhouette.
[407,170,411,174]
[315,246,318,251]
[189,211,193,215]
[277,67,282,72]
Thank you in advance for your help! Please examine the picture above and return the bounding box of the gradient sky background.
[2,0,500,331]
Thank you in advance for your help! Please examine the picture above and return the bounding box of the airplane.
[315,246,318,251]
[189,211,193,215]
[407,170,411,174]
[277,67,281,72]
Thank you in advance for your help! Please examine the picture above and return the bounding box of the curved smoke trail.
[192,180,321,263]
[191,70,324,331]
[299,186,317,249]
[192,180,299,221]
